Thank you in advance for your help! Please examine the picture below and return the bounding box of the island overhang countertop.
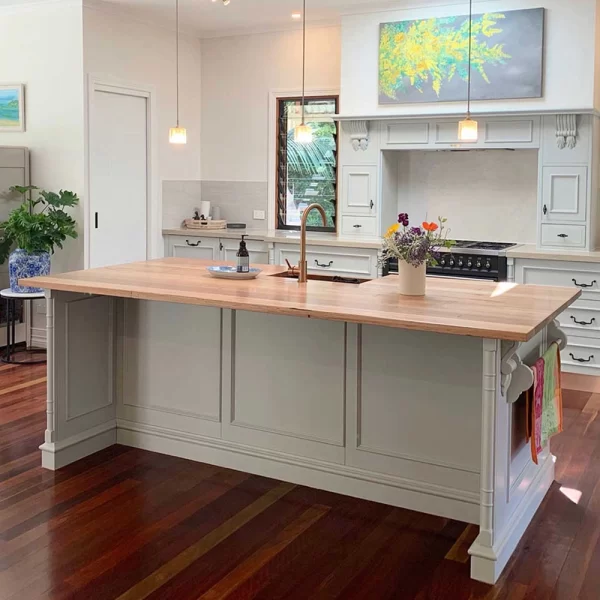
[23,258,580,342]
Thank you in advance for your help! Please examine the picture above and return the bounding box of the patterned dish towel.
[526,342,563,465]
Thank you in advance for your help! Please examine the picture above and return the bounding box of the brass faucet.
[298,203,328,283]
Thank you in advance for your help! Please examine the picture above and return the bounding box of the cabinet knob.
[353,224,362,229]
[557,233,569,238]
[543,204,548,215]
[370,200,374,210]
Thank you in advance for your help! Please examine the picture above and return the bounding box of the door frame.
[85,75,159,269]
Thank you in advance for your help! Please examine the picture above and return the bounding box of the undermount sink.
[271,272,368,284]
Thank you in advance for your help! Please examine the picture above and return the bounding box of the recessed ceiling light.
[291,12,302,19]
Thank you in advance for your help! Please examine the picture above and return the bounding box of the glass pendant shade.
[169,127,187,144]
[294,123,313,144]
[458,117,478,142]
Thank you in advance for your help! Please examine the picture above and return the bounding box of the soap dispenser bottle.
[237,235,250,273]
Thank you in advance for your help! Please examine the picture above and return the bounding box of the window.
[276,97,338,231]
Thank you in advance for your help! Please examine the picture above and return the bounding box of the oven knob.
[476,259,482,269]
[449,258,456,267]
[485,261,492,271]
[440,258,446,267]
[467,259,473,269]
[457,258,464,268]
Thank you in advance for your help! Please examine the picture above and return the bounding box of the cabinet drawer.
[277,245,377,278]
[518,261,600,302]
[340,215,378,236]
[167,236,221,260]
[561,336,600,375]
[222,239,270,264]
[540,224,586,248]
[558,305,600,338]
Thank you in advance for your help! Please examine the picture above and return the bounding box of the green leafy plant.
[0,185,79,264]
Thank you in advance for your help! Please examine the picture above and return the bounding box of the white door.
[341,165,378,216]
[89,88,148,268]
[541,166,588,223]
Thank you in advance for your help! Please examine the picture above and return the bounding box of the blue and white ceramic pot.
[9,249,51,293]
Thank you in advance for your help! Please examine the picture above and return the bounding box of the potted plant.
[381,212,454,296]
[0,185,79,293]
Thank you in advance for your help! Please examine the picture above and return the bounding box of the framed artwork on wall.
[0,84,25,132]
[379,8,545,105]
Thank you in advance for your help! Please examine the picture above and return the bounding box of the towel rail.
[502,320,566,404]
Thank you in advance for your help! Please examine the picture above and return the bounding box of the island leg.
[469,334,556,584]
[40,290,117,469]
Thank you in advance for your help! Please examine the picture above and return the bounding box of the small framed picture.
[0,84,25,132]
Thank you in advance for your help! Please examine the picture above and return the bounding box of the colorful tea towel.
[527,342,563,465]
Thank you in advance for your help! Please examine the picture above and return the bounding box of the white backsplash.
[395,149,539,244]
[162,180,268,229]
[162,180,202,228]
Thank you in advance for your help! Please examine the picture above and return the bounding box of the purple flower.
[398,212,409,227]
[410,227,422,235]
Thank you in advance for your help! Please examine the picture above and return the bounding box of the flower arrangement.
[381,212,454,268]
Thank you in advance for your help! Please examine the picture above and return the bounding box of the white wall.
[395,149,539,244]
[83,3,202,254]
[341,0,598,116]
[201,26,341,182]
[0,1,86,274]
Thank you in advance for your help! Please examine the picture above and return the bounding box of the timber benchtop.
[23,258,581,342]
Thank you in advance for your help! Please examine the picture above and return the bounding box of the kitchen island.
[25,259,579,584]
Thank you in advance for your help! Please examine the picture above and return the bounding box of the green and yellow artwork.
[379,8,544,104]
[0,85,25,132]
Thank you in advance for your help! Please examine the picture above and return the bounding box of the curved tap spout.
[299,204,328,284]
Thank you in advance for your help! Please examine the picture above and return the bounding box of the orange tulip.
[422,222,439,232]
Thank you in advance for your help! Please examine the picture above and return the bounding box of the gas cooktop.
[442,240,517,256]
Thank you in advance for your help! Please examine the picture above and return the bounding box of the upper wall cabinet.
[541,166,588,223]
[341,165,378,216]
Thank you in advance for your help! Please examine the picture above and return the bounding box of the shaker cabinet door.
[341,165,378,216]
[542,166,587,223]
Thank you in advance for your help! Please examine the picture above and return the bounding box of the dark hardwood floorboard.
[1,364,599,599]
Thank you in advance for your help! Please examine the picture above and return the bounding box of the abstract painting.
[0,85,25,132]
[379,8,544,104]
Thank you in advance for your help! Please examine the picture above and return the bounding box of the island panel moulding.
[378,8,544,105]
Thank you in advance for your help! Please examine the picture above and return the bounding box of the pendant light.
[169,0,187,144]
[458,0,478,142]
[294,0,313,144]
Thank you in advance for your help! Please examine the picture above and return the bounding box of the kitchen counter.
[27,258,576,586]
[25,258,579,342]
[508,244,600,263]
[162,227,383,249]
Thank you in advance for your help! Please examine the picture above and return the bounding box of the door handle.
[95,212,99,229]
[571,316,596,326]
[557,233,569,238]
[353,224,362,229]
[543,204,548,215]
[570,353,594,363]
[315,260,334,268]
[219,242,224,251]
[186,240,201,247]
[572,279,597,288]
[370,200,374,210]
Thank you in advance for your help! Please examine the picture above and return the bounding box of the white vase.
[397,260,426,296]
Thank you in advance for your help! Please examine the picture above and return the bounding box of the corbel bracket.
[343,120,370,151]
[556,114,578,149]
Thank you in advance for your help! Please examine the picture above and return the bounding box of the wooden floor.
[1,365,599,599]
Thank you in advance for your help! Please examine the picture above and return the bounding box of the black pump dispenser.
[237,235,250,273]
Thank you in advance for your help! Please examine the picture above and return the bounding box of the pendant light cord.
[176,0,180,127]
[467,0,472,118]
[301,0,307,126]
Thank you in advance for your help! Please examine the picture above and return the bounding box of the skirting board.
[116,420,480,524]
[469,453,555,584]
[40,421,116,470]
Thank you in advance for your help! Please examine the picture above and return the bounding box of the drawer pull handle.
[571,316,596,326]
[572,279,597,288]
[570,353,595,363]
[186,240,201,247]
[353,224,362,229]
[315,260,334,268]
[557,234,569,238]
